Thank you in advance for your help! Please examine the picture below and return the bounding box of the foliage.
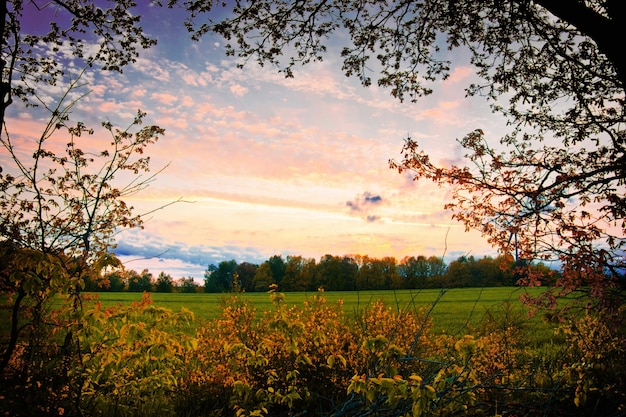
[1,0,157,127]
[235,262,259,292]
[1,292,196,416]
[399,255,446,289]
[205,259,239,293]
[315,254,358,291]
[71,293,196,416]
[558,306,626,410]
[85,269,127,292]
[177,292,625,416]
[251,261,277,292]
[180,291,435,416]
[3,289,625,416]
[87,253,557,294]
[156,271,175,293]
[127,269,155,292]
[281,255,315,292]
[0,102,164,372]
[1,1,168,410]
[177,276,199,293]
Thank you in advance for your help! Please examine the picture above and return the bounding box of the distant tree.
[427,256,447,288]
[380,257,402,290]
[204,260,237,293]
[178,277,198,293]
[235,262,258,292]
[315,254,357,291]
[128,269,154,292]
[102,271,127,292]
[267,255,286,286]
[83,273,103,292]
[444,256,476,288]
[399,256,430,289]
[203,264,218,293]
[339,256,359,291]
[181,0,626,311]
[155,272,174,293]
[355,255,386,291]
[282,256,316,292]
[252,261,275,292]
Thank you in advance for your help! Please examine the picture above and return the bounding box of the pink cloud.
[130,88,147,98]
[151,92,178,105]
[446,66,474,84]
[229,83,248,96]
[98,102,118,113]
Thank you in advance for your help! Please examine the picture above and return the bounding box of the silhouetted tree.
[204,260,237,293]
[355,255,386,290]
[282,256,316,292]
[178,277,198,293]
[315,255,357,291]
[253,262,275,292]
[128,269,154,292]
[235,262,259,292]
[267,255,286,286]
[155,272,174,293]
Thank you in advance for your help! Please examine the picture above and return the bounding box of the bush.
[4,291,625,417]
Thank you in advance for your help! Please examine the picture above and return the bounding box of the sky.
[8,2,513,281]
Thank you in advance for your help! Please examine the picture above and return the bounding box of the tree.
[1,1,157,131]
[180,1,625,310]
[102,270,127,292]
[203,264,218,292]
[155,272,175,293]
[128,269,154,292]
[267,255,286,286]
[379,256,402,289]
[235,262,258,292]
[399,255,430,289]
[204,260,237,293]
[443,256,473,288]
[0,0,165,384]
[252,261,275,292]
[0,3,175,415]
[315,254,357,291]
[355,255,385,290]
[0,106,163,377]
[178,276,198,293]
[282,255,316,292]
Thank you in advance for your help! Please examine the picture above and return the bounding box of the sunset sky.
[10,3,513,281]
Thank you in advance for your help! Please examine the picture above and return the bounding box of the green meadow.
[84,286,555,341]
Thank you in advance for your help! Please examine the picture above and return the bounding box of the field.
[83,286,554,341]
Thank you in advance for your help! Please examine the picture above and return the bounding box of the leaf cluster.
[3,0,157,113]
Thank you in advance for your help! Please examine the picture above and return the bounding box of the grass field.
[83,286,555,342]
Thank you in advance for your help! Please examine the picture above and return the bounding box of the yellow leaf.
[327,355,335,368]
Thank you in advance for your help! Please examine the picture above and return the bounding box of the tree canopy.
[173,0,625,310]
[1,0,157,129]
[1,0,164,379]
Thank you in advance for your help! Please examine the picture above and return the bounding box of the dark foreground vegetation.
[1,287,625,417]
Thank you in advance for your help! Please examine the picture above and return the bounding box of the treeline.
[87,253,555,293]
